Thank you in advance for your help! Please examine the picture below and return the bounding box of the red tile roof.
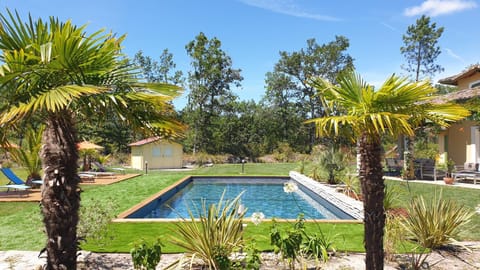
[429,87,480,104]
[128,137,161,147]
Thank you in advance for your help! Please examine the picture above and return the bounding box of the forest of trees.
[88,33,357,160]
[7,15,457,163]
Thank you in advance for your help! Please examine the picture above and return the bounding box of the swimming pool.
[118,176,357,220]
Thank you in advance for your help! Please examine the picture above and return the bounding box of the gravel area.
[1,243,480,270]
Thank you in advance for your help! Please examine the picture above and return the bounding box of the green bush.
[78,197,118,246]
[309,146,347,184]
[339,171,360,200]
[302,230,336,263]
[384,213,406,261]
[270,214,336,268]
[244,240,262,270]
[170,191,245,269]
[272,142,296,162]
[414,141,439,160]
[130,239,162,270]
[401,192,474,249]
[270,215,305,269]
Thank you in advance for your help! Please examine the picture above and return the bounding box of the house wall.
[130,142,183,170]
[439,121,476,165]
[457,72,480,89]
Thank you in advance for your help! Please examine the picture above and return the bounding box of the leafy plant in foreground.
[303,230,336,263]
[130,239,162,270]
[401,192,474,249]
[244,240,262,270]
[170,191,246,269]
[270,217,304,269]
[384,212,406,261]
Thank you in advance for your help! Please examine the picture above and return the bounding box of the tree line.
[6,15,449,163]
[106,14,444,161]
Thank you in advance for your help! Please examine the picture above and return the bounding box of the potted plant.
[442,158,455,184]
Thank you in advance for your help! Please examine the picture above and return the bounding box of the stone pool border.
[289,171,364,220]
[113,173,364,223]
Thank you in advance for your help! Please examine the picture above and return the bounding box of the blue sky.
[0,0,478,109]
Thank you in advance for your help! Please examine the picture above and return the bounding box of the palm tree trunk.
[358,133,385,270]
[40,112,80,270]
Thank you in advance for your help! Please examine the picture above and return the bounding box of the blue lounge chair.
[1,167,30,185]
[0,168,32,195]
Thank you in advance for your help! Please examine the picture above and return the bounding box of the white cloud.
[445,48,466,64]
[404,0,477,17]
[239,0,341,21]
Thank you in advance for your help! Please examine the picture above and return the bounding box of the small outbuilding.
[128,137,183,170]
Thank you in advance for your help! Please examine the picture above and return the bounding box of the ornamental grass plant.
[170,191,246,269]
[401,191,474,249]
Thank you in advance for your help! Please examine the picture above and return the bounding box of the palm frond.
[0,85,106,124]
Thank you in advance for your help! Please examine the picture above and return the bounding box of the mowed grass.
[1,163,479,253]
[81,222,365,253]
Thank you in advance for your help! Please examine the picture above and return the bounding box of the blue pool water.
[126,177,353,220]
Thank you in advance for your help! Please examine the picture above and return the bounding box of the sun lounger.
[78,171,115,179]
[0,184,31,197]
[0,168,35,196]
[78,173,95,182]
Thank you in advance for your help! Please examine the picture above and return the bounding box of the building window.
[164,146,173,157]
[469,80,480,89]
[152,146,161,157]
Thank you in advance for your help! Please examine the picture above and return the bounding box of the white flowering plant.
[251,212,265,226]
[283,181,298,193]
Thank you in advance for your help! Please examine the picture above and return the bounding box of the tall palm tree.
[306,70,469,270]
[0,11,184,269]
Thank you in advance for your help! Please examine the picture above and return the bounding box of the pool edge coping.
[289,171,364,220]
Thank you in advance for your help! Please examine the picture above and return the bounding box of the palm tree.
[9,124,45,182]
[306,70,469,270]
[0,10,184,269]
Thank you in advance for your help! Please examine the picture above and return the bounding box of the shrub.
[244,240,262,270]
[310,146,347,184]
[414,141,439,160]
[77,197,118,246]
[270,214,337,268]
[270,217,304,269]
[302,230,336,263]
[272,142,296,162]
[130,239,162,270]
[339,172,360,200]
[401,192,474,249]
[170,191,245,269]
[384,213,406,261]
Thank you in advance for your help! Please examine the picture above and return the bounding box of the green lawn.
[1,163,479,253]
